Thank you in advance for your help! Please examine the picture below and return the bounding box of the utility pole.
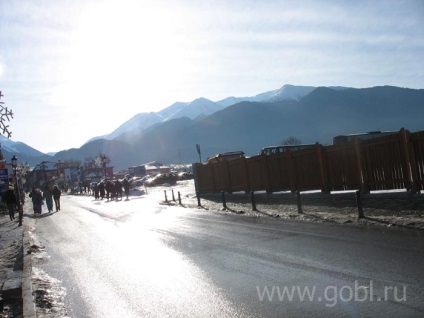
[196,144,202,163]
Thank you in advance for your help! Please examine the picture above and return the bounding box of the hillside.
[6,85,424,170]
[88,86,424,168]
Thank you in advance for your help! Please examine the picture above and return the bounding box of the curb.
[22,224,36,318]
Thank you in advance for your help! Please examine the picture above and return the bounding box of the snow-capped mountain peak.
[159,97,225,121]
[268,84,316,102]
[0,134,45,156]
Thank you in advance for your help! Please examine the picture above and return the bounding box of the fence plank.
[211,161,231,192]
[228,158,249,192]
[325,142,362,191]
[361,130,410,190]
[291,147,323,191]
[246,155,269,191]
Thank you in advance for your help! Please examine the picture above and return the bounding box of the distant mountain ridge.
[4,85,424,170]
[0,134,50,164]
[87,84,319,143]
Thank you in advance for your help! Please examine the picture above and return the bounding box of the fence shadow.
[198,191,424,217]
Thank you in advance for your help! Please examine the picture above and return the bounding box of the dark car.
[177,172,194,180]
[144,173,178,187]
[258,144,315,155]
[129,175,150,187]
[207,151,245,163]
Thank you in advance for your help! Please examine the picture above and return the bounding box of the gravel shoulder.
[149,180,424,231]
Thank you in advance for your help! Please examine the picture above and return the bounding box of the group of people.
[2,177,133,220]
[29,184,61,214]
[92,178,131,201]
[2,183,62,220]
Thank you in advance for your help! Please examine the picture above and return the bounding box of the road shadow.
[26,211,57,219]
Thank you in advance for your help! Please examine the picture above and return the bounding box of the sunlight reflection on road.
[56,193,249,317]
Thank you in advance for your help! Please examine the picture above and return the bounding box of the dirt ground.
[156,180,424,231]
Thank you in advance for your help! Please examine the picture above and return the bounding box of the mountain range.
[2,84,423,171]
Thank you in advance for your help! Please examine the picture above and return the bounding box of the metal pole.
[172,189,175,201]
[251,191,257,211]
[356,191,364,219]
[196,192,201,206]
[296,191,303,214]
[178,191,181,205]
[15,169,22,226]
[164,190,168,203]
[221,191,227,210]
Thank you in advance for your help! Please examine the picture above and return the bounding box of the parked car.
[144,173,178,187]
[177,171,194,180]
[258,144,315,155]
[207,151,245,163]
[129,175,149,187]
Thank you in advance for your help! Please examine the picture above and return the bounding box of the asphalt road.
[28,192,424,318]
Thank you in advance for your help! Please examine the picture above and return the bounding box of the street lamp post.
[11,155,22,226]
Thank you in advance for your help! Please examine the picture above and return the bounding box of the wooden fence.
[193,128,424,194]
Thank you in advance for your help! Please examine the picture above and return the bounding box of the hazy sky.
[0,0,423,153]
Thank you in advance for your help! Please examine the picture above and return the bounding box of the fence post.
[172,189,175,201]
[178,191,181,205]
[296,191,303,214]
[251,191,257,211]
[164,190,168,203]
[221,191,227,210]
[196,192,201,206]
[355,191,364,219]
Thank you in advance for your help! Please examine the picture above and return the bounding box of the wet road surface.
[28,192,424,317]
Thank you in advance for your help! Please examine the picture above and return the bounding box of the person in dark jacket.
[3,186,17,220]
[52,185,61,212]
[105,180,114,200]
[114,179,123,200]
[99,182,105,200]
[29,188,43,214]
[122,178,130,200]
[43,185,54,213]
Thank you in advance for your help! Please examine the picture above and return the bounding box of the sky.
[0,0,423,154]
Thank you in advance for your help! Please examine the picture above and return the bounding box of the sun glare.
[53,0,189,116]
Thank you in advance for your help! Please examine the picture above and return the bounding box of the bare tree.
[0,91,14,138]
[84,156,98,170]
[282,136,302,145]
[66,159,82,169]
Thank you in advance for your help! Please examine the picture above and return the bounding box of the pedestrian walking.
[52,185,61,212]
[122,177,130,200]
[29,188,43,214]
[106,180,114,200]
[114,179,123,200]
[43,185,54,213]
[99,182,105,200]
[2,186,17,220]
[94,183,99,200]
